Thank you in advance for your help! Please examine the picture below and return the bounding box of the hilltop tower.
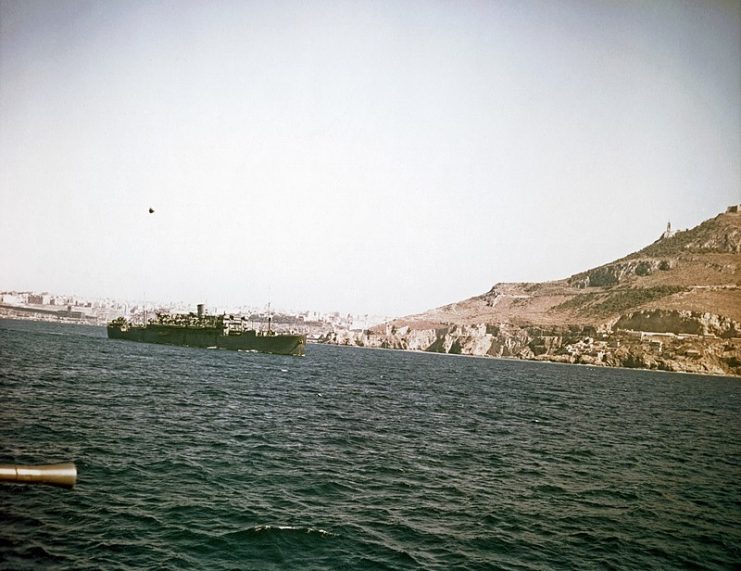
[660,221,674,240]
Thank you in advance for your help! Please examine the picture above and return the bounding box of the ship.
[107,304,305,356]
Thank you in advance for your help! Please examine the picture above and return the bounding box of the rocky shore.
[319,312,741,377]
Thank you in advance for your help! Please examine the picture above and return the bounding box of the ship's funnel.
[0,463,77,488]
[197,304,204,318]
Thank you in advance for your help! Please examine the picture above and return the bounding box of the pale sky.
[1,0,739,316]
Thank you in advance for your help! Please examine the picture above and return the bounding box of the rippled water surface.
[1,319,740,569]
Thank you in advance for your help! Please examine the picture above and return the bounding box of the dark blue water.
[1,319,739,570]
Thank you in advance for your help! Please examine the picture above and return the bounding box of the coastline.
[315,338,741,379]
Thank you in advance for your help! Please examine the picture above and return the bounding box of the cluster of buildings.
[0,291,124,323]
[0,290,391,338]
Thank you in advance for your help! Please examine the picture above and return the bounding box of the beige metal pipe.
[0,463,77,488]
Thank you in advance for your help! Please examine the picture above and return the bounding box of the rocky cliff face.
[613,309,740,337]
[322,313,741,376]
[320,209,741,377]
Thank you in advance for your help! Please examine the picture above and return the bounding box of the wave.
[235,525,337,537]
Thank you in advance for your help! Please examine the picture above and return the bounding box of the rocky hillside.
[322,208,741,376]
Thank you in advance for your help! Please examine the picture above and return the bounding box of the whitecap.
[250,525,335,536]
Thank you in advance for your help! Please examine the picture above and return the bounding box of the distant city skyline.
[0,287,397,334]
[0,287,388,319]
[2,0,739,316]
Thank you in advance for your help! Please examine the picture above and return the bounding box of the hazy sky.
[1,0,739,316]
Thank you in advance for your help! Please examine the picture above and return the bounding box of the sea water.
[1,319,739,569]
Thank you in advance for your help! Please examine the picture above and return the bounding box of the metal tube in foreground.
[0,463,77,488]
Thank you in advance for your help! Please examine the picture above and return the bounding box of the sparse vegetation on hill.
[555,286,688,317]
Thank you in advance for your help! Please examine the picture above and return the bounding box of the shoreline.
[3,316,738,379]
[313,340,741,379]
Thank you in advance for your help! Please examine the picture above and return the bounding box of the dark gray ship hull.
[107,324,305,356]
